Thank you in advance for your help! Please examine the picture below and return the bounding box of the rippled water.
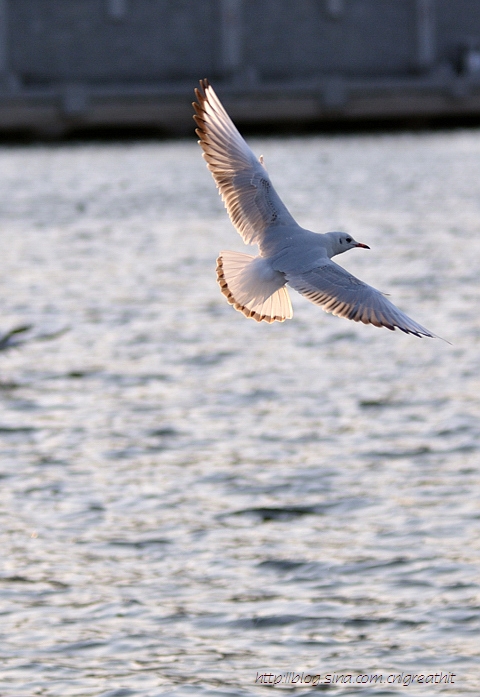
[0,130,479,696]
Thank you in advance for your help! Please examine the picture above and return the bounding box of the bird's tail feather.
[216,250,292,323]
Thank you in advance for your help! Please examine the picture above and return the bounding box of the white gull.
[193,79,440,339]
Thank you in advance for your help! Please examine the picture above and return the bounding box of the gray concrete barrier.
[1,0,480,135]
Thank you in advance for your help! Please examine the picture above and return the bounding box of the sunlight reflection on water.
[0,131,479,695]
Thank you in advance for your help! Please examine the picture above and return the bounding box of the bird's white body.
[193,79,439,338]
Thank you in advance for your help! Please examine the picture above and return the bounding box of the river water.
[0,130,479,696]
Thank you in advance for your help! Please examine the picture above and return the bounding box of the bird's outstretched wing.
[193,79,297,245]
[286,261,439,338]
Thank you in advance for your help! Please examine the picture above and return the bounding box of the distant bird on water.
[193,79,439,339]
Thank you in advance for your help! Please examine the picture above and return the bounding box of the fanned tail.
[216,250,292,323]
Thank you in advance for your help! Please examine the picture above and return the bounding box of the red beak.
[355,242,370,249]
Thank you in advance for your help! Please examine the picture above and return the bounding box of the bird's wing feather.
[193,79,297,245]
[286,261,438,337]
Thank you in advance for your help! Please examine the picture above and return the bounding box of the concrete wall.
[1,0,480,135]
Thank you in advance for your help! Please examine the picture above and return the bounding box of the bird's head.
[325,231,370,258]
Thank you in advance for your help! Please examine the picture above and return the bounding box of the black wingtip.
[197,78,210,95]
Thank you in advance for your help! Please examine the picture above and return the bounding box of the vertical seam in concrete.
[0,0,8,75]
[220,0,242,75]
[417,0,436,70]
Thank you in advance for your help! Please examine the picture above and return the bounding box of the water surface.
[0,131,479,695]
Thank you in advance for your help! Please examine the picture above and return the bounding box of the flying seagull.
[193,79,439,339]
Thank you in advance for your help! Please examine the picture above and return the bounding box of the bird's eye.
[346,237,352,243]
